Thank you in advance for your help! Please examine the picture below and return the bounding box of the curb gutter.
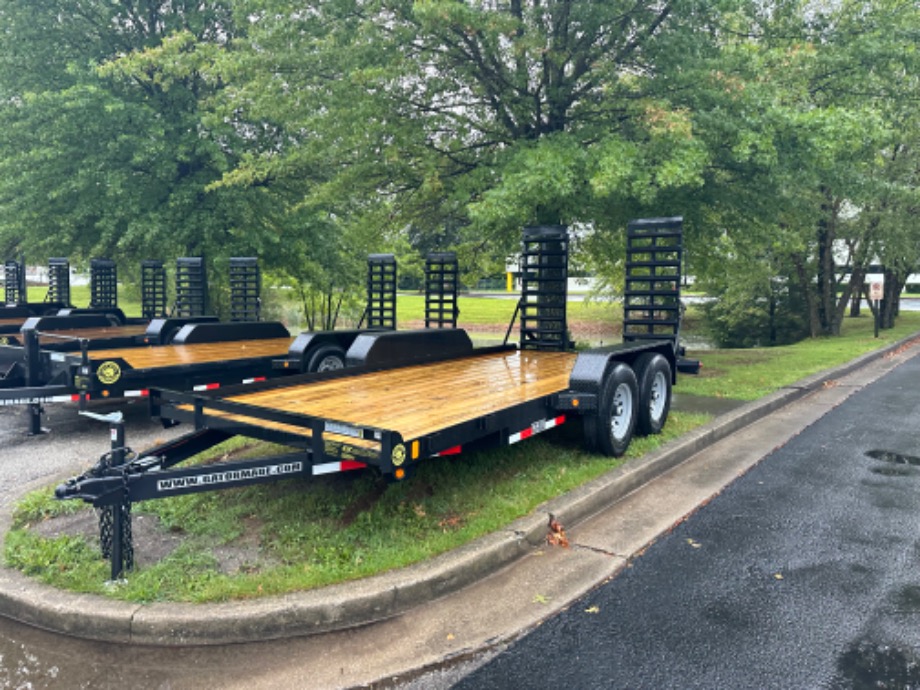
[0,334,917,646]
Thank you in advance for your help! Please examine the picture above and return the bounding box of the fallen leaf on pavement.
[546,514,570,548]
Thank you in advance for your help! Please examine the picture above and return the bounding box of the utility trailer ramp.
[167,348,577,445]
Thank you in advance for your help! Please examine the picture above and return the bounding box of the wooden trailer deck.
[35,324,149,344]
[83,337,296,369]
[192,349,578,444]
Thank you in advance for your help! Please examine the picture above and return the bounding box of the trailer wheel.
[634,352,672,435]
[584,363,638,457]
[307,345,347,373]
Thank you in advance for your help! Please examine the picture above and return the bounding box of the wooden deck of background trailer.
[84,337,296,369]
[203,349,578,443]
[35,325,149,344]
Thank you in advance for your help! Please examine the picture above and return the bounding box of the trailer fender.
[21,314,118,331]
[172,320,289,344]
[280,330,368,373]
[346,328,473,368]
[142,316,220,344]
[57,307,128,326]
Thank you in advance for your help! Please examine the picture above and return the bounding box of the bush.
[703,279,810,348]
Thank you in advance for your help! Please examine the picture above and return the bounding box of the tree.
[657,0,919,338]
[212,0,715,279]
[0,0,281,272]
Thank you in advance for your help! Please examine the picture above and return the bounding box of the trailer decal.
[97,361,121,384]
[325,421,362,438]
[508,415,566,445]
[156,461,304,492]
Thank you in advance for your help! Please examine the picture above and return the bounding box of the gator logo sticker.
[391,443,407,467]
[97,361,122,385]
[0,337,7,345]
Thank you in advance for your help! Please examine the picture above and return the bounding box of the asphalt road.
[451,350,920,688]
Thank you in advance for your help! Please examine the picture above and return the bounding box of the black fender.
[346,328,473,368]
[171,320,289,344]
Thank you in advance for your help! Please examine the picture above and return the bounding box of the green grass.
[5,412,708,602]
[5,302,919,602]
[678,312,920,399]
[397,293,623,327]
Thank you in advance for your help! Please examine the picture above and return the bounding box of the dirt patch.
[27,510,277,574]
[29,511,184,568]
[340,481,388,528]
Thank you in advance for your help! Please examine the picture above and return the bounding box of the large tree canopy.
[0,0,916,337]
[0,0,280,264]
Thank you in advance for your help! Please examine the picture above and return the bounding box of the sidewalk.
[0,335,917,682]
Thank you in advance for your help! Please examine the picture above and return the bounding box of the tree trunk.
[793,254,820,338]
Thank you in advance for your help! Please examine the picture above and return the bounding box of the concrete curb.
[1,333,917,645]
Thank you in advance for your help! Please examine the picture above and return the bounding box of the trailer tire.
[584,363,638,457]
[634,352,672,435]
[307,345,347,373]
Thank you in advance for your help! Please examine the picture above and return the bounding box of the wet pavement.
[450,348,920,688]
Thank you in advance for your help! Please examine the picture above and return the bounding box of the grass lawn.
[5,300,919,602]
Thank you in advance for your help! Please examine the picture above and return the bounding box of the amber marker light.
[411,440,420,460]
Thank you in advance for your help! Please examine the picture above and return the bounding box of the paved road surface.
[452,351,920,688]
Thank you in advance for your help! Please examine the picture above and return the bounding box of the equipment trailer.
[0,255,404,433]
[57,218,697,580]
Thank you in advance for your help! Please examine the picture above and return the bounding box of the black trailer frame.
[57,218,699,580]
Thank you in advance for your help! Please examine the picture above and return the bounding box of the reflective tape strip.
[433,445,462,457]
[312,460,368,476]
[508,415,566,445]
[0,394,83,406]
[193,383,221,392]
[124,390,149,398]
[242,376,266,385]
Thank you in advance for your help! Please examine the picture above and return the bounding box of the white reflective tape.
[508,415,565,445]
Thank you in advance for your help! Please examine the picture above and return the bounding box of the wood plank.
[37,325,148,344]
[86,337,295,370]
[222,350,578,441]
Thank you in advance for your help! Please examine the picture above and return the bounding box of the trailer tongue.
[56,217,699,581]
